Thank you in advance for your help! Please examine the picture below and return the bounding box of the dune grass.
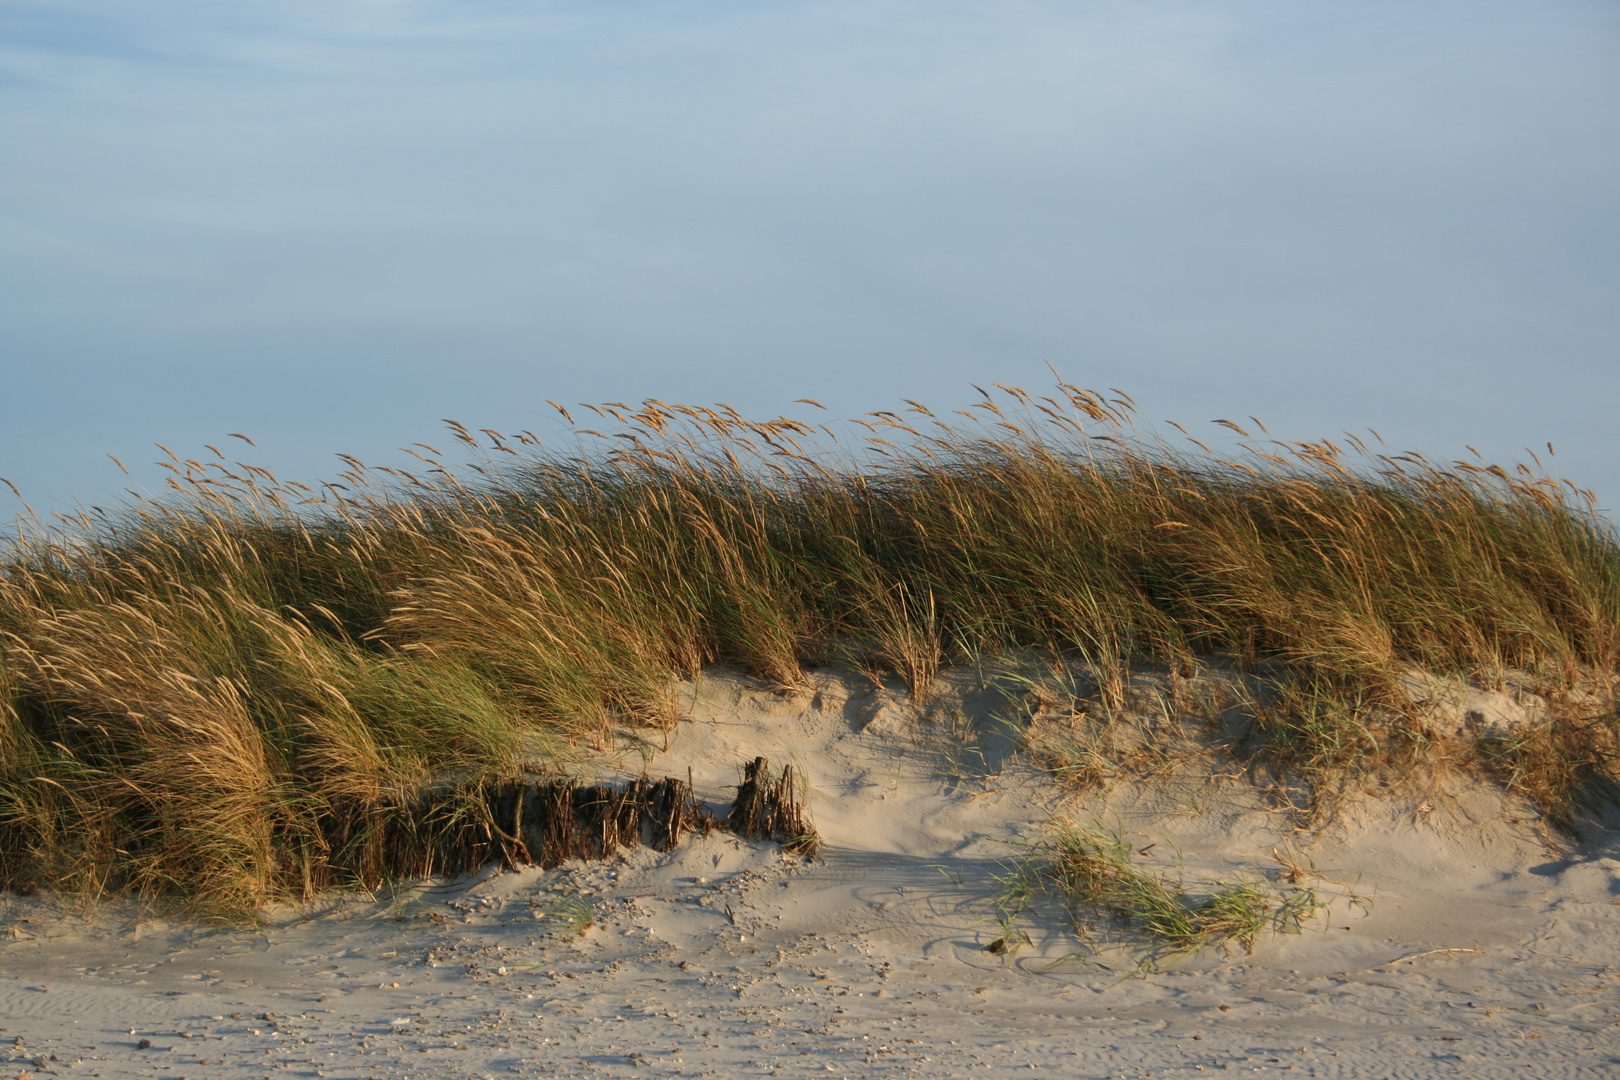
[1,381,1615,909]
[981,822,1326,958]
[1035,821,1307,954]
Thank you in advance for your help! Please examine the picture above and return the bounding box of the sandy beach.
[3,667,1618,1079]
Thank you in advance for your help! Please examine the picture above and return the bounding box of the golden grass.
[1,382,1615,909]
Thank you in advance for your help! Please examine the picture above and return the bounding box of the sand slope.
[3,667,1618,1078]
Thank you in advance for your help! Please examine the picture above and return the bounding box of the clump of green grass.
[529,889,596,937]
[1,382,1615,910]
[1024,821,1321,955]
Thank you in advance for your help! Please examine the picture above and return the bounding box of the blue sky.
[2,1,1616,521]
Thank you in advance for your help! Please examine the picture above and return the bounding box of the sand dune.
[3,667,1618,1078]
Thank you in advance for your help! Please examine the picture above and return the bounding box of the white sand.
[3,667,1618,1078]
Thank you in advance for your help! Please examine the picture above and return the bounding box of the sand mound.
[2,666,1617,1077]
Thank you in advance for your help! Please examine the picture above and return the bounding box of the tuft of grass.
[530,890,596,937]
[1043,823,1263,952]
[1,381,1616,909]
[1036,821,1320,955]
[1475,705,1620,831]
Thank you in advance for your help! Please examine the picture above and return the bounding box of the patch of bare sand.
[2,666,1617,1078]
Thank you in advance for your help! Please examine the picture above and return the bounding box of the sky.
[3,0,1617,524]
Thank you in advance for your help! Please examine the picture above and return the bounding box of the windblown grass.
[1,382,1615,909]
[1030,821,1325,955]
